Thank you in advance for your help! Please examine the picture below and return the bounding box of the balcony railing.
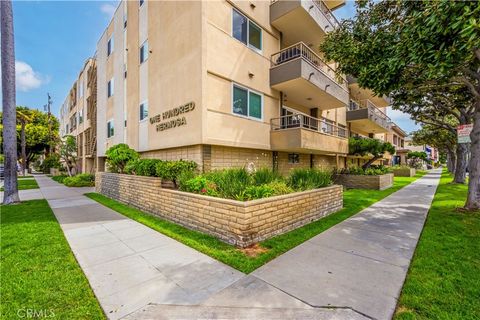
[270,0,340,29]
[271,113,348,138]
[349,99,391,128]
[313,0,340,28]
[271,42,347,88]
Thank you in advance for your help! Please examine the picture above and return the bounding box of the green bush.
[41,154,61,173]
[106,144,139,173]
[288,168,332,190]
[179,176,218,197]
[155,160,197,188]
[338,165,389,175]
[252,168,282,185]
[51,175,68,184]
[63,174,95,187]
[125,159,161,176]
[206,168,252,200]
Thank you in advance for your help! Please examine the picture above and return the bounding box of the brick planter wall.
[96,172,343,247]
[392,168,416,177]
[334,173,393,190]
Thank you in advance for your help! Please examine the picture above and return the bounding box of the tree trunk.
[1,0,19,204]
[21,121,26,176]
[453,143,468,184]
[362,155,380,170]
[447,148,456,174]
[465,98,480,210]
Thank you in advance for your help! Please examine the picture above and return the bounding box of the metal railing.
[348,99,391,129]
[271,113,348,138]
[271,42,347,88]
[313,0,340,28]
[270,0,340,29]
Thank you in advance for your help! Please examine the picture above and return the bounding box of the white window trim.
[108,78,114,98]
[140,40,149,64]
[107,36,114,56]
[232,9,263,54]
[139,100,148,122]
[231,82,264,122]
[107,119,115,138]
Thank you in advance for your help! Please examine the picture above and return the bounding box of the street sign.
[457,124,473,143]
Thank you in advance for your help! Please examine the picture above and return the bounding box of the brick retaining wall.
[392,168,416,177]
[334,173,393,190]
[96,173,343,247]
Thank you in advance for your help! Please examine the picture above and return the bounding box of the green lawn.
[0,200,105,319]
[395,171,480,320]
[0,178,39,191]
[17,175,34,179]
[86,172,425,273]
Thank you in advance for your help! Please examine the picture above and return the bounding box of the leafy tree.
[407,151,428,169]
[1,107,60,171]
[411,125,457,173]
[106,144,139,173]
[1,0,19,204]
[348,137,395,169]
[59,136,77,176]
[321,0,480,209]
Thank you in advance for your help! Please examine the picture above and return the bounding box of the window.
[232,9,262,52]
[107,120,114,138]
[107,37,114,56]
[232,84,262,120]
[79,109,84,124]
[107,78,114,98]
[79,82,84,98]
[139,101,148,121]
[139,0,144,7]
[140,41,149,64]
[288,153,300,164]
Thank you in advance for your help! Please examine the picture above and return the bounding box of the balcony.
[270,0,340,47]
[270,42,349,109]
[270,113,349,154]
[347,100,392,134]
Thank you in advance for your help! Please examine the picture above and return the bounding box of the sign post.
[457,124,473,144]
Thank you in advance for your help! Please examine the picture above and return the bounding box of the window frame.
[107,119,115,138]
[288,153,300,164]
[231,83,263,121]
[107,78,114,98]
[139,100,148,122]
[232,9,262,54]
[140,40,149,64]
[107,36,114,56]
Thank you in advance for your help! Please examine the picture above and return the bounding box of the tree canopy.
[349,137,395,169]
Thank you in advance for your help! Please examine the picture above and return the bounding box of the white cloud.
[15,61,49,92]
[387,107,412,121]
[100,3,116,18]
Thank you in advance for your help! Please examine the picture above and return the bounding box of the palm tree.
[1,0,20,204]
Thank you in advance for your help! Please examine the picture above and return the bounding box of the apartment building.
[90,0,399,174]
[59,58,98,173]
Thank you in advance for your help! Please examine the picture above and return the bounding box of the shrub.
[338,165,389,175]
[155,160,197,188]
[180,176,218,197]
[106,144,139,173]
[51,175,68,184]
[63,173,95,187]
[252,168,282,185]
[242,181,294,201]
[41,154,61,173]
[288,168,332,190]
[207,168,252,199]
[125,159,161,176]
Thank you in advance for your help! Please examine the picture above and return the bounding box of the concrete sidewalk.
[35,170,441,320]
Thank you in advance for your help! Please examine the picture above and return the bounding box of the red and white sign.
[457,124,473,143]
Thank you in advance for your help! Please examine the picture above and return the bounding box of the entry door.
[281,107,301,129]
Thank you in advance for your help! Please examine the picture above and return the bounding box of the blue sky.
[13,0,418,133]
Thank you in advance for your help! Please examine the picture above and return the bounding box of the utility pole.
[44,93,52,154]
